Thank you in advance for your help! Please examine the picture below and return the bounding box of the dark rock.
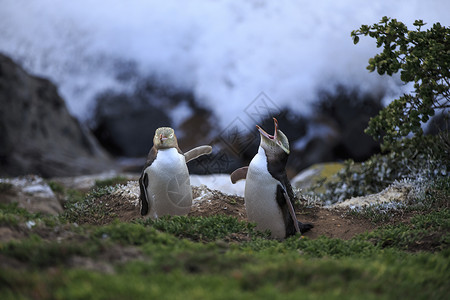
[90,79,213,158]
[88,77,383,176]
[0,53,114,178]
[177,106,217,152]
[91,91,172,157]
[314,86,383,160]
[185,109,308,175]
[289,86,383,172]
[0,175,63,215]
[185,91,382,177]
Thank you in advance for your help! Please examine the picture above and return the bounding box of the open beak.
[256,117,278,140]
[159,134,168,143]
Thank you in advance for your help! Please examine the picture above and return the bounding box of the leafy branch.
[351,17,449,150]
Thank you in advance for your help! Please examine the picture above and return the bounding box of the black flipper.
[139,172,149,216]
[139,147,159,217]
[281,188,301,234]
[275,176,313,238]
[275,185,297,237]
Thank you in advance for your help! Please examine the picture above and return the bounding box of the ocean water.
[1,0,449,128]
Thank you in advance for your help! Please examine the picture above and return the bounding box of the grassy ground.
[0,176,449,299]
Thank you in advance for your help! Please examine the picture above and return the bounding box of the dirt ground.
[91,186,377,240]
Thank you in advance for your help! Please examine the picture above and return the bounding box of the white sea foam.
[1,0,448,128]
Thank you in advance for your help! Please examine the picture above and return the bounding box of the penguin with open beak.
[139,127,212,219]
[231,118,313,239]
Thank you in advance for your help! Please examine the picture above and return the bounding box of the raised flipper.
[184,145,212,163]
[230,166,249,184]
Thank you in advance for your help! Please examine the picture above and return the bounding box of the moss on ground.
[0,176,448,299]
[94,176,129,188]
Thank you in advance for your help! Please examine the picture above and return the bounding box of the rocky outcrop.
[0,54,114,177]
[0,176,62,215]
[331,182,414,209]
[290,86,383,171]
[90,80,218,158]
[91,90,172,157]
[291,162,344,190]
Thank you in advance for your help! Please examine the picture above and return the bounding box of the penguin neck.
[259,145,288,181]
[249,146,269,172]
[156,145,183,155]
[257,146,266,157]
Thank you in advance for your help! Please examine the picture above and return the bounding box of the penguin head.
[256,118,290,156]
[153,127,178,149]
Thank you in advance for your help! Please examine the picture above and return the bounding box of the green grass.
[60,186,116,224]
[94,176,129,188]
[1,230,448,299]
[0,176,449,299]
[140,215,267,241]
[1,205,449,299]
[0,203,44,226]
[0,235,101,268]
[47,181,65,194]
[346,204,400,224]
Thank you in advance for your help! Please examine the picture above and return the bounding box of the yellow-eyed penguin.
[139,127,212,219]
[230,118,313,239]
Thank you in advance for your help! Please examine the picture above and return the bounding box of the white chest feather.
[244,147,285,239]
[144,148,192,218]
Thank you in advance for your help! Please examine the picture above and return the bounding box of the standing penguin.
[139,127,212,219]
[231,118,313,239]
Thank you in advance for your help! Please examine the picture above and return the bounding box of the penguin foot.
[298,221,314,234]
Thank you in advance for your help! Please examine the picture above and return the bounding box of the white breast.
[244,147,285,239]
[144,148,192,219]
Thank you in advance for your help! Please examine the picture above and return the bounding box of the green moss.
[94,176,129,188]
[47,181,65,194]
[1,246,449,299]
[347,205,402,224]
[0,235,101,268]
[350,182,449,252]
[93,222,177,246]
[309,139,448,204]
[1,177,449,299]
[334,173,450,229]
[140,215,265,242]
[359,221,449,252]
[64,189,86,204]
[60,187,115,224]
[0,203,40,226]
[239,251,449,298]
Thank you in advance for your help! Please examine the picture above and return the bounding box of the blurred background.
[1,0,449,177]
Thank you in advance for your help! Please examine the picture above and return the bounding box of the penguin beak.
[159,134,168,143]
[273,117,279,140]
[256,117,279,140]
[256,125,273,140]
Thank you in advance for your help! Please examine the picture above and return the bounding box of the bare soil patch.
[298,207,377,240]
[89,186,377,240]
